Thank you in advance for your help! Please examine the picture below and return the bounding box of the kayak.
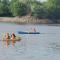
[15,36,21,41]
[3,36,21,41]
[18,31,40,34]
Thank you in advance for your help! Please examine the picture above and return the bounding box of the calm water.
[0,23,60,60]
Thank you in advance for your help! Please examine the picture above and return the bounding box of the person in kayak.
[11,33,16,46]
[33,28,36,32]
[4,33,10,47]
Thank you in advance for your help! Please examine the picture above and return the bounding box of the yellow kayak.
[15,36,21,41]
[3,36,21,41]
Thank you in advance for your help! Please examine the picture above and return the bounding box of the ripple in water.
[47,42,60,54]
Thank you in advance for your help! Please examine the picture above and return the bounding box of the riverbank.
[0,16,48,24]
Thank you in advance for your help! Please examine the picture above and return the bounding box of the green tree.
[19,0,37,14]
[0,2,4,16]
[45,0,60,19]
[0,0,11,16]
[10,0,28,16]
[31,1,47,18]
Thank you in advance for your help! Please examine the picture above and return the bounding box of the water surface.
[0,23,60,60]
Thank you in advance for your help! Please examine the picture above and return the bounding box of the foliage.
[0,0,60,21]
[31,1,47,18]
[0,0,12,16]
[45,0,60,19]
[10,0,28,16]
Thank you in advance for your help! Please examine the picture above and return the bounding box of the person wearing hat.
[11,33,16,46]
[4,33,10,47]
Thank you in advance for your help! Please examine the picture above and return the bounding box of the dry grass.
[0,16,48,24]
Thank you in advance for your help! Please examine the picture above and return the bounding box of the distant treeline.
[0,0,60,19]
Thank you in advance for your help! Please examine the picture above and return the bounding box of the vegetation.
[44,0,60,19]
[0,0,11,16]
[0,0,60,21]
[10,0,28,16]
[31,1,47,18]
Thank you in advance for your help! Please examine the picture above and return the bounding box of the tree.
[31,1,47,18]
[45,0,60,19]
[0,0,11,16]
[10,0,28,16]
[0,2,4,16]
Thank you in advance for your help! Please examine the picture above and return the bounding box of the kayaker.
[33,28,36,32]
[4,33,10,47]
[11,33,16,46]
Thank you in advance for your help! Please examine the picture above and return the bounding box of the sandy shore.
[0,16,48,24]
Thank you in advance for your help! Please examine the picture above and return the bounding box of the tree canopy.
[0,0,60,20]
[10,0,28,16]
[45,0,60,19]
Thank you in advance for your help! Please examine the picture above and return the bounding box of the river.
[0,23,60,60]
